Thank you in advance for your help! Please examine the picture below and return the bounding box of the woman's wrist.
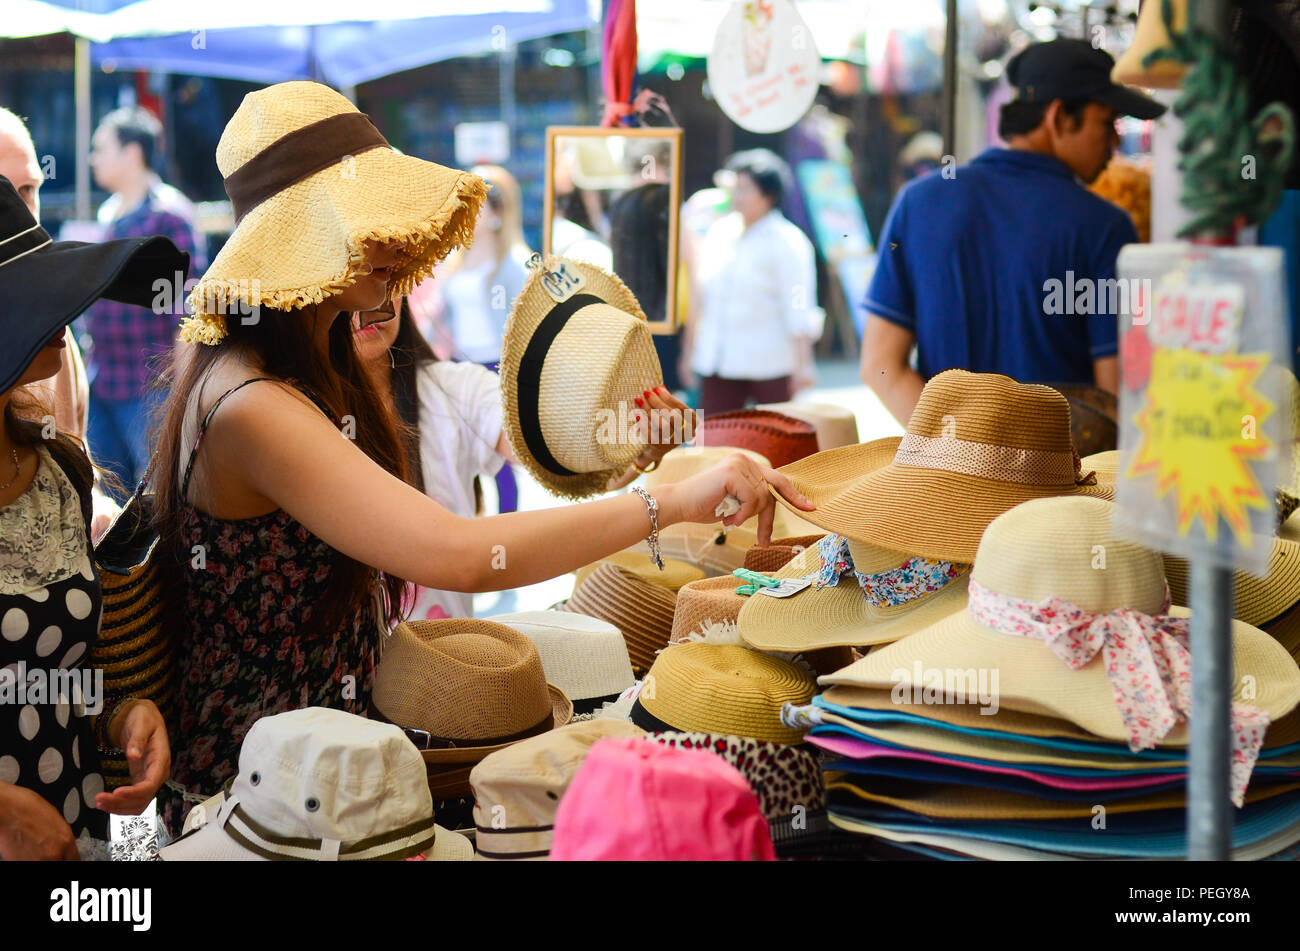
[646,484,680,527]
[101,697,140,750]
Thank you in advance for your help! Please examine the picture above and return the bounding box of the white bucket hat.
[489,611,636,712]
[159,708,472,861]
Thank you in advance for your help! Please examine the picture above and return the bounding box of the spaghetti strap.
[180,376,331,500]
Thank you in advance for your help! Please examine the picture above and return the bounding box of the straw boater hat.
[770,370,1112,563]
[488,611,635,714]
[469,719,645,861]
[560,563,678,674]
[500,254,662,499]
[181,81,487,345]
[756,401,860,451]
[159,708,471,861]
[823,497,1300,758]
[631,643,817,745]
[371,620,572,767]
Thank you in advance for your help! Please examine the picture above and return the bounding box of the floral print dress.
[161,379,379,834]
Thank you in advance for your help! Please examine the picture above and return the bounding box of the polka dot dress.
[0,447,107,839]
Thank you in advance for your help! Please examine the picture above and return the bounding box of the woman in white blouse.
[685,150,824,417]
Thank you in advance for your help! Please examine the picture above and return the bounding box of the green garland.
[1143,0,1296,237]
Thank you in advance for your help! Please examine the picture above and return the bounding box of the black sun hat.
[0,174,190,393]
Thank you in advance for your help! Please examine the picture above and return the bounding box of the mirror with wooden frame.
[544,126,683,333]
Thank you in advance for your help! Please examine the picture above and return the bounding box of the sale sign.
[707,0,821,134]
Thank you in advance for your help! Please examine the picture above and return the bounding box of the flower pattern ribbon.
[967,579,1270,806]
[812,534,970,609]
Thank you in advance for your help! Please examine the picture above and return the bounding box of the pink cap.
[550,737,776,861]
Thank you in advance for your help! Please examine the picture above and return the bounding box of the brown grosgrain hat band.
[223,112,389,223]
[893,432,1089,485]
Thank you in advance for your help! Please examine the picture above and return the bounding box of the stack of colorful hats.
[783,496,1300,859]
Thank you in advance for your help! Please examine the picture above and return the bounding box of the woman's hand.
[94,700,171,815]
[0,782,80,860]
[659,452,814,546]
[632,386,697,468]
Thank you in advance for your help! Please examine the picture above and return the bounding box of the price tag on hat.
[540,259,587,303]
[755,578,812,598]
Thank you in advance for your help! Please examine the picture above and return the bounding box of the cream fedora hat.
[500,255,663,499]
[489,610,635,712]
[183,81,486,344]
[755,400,860,451]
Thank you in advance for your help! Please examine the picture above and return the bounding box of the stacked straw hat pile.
[782,497,1300,859]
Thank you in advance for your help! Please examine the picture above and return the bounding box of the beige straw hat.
[371,620,572,766]
[469,719,645,861]
[631,643,817,745]
[560,562,677,674]
[572,550,704,594]
[182,81,487,344]
[822,496,1300,744]
[500,254,662,499]
[646,522,761,577]
[756,401,860,451]
[742,534,828,575]
[772,371,1111,563]
[737,539,972,653]
[488,610,635,711]
[1084,450,1300,639]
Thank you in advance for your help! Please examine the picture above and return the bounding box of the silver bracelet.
[631,486,665,570]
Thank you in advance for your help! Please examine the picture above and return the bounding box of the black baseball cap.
[1007,39,1167,120]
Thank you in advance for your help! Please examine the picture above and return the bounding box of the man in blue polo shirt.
[860,39,1166,424]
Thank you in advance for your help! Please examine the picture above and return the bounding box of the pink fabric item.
[808,735,1188,791]
[550,737,776,861]
[967,579,1270,807]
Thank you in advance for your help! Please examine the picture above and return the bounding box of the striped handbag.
[91,483,173,789]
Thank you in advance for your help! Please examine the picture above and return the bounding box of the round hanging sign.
[706,0,821,134]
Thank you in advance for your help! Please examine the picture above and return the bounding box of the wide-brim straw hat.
[771,371,1111,563]
[469,719,645,861]
[560,563,677,674]
[572,551,704,595]
[372,620,572,766]
[1085,450,1300,641]
[756,401,860,451]
[738,540,971,653]
[821,496,1300,744]
[632,643,817,745]
[500,255,662,499]
[183,81,488,344]
[488,610,635,709]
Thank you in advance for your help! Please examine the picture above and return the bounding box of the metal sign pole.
[1187,561,1234,859]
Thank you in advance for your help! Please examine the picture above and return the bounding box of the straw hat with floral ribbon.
[668,574,853,676]
[499,254,662,499]
[631,643,817,745]
[818,496,1300,806]
[770,370,1112,563]
[181,81,487,345]
[559,563,677,674]
[371,620,572,767]
[1085,450,1300,647]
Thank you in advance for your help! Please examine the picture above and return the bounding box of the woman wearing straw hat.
[0,176,180,860]
[150,82,809,833]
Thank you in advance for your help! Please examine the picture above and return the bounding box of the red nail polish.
[634,397,644,407]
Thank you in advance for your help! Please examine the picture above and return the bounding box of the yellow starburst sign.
[1128,348,1274,544]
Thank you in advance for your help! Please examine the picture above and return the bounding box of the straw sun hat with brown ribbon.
[372,620,572,767]
[500,255,663,499]
[770,370,1112,563]
[181,81,488,344]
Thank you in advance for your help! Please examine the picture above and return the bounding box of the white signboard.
[706,0,820,134]
[454,121,510,167]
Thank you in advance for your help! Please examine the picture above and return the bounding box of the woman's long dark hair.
[152,307,412,639]
[3,387,96,532]
[388,298,438,494]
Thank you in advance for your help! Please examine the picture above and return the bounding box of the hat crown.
[971,496,1167,617]
[907,370,1076,453]
[373,620,553,740]
[217,81,362,178]
[233,707,431,841]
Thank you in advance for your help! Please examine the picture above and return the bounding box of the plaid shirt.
[83,184,205,400]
